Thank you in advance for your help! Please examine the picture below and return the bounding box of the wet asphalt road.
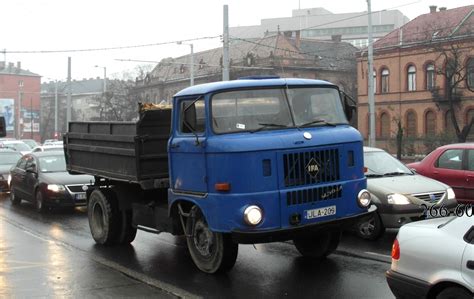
[0,194,396,298]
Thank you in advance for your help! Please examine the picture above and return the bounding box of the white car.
[31,144,63,153]
[386,212,474,298]
[0,140,31,155]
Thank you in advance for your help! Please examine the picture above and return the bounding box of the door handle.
[170,143,180,149]
[467,261,474,270]
[433,171,439,174]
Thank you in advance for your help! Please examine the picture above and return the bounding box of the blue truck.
[64,77,374,273]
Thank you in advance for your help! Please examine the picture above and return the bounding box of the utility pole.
[30,97,33,138]
[66,57,72,127]
[190,44,194,86]
[17,82,23,139]
[54,80,58,137]
[222,4,230,81]
[367,0,376,147]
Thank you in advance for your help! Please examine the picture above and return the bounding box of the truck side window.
[180,98,205,134]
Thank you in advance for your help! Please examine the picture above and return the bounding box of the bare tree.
[90,80,138,121]
[431,43,473,142]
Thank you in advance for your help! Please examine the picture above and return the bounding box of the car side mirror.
[26,164,37,173]
[340,92,356,122]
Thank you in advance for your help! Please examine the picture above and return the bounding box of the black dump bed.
[64,108,171,189]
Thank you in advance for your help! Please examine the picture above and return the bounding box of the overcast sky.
[1,0,472,82]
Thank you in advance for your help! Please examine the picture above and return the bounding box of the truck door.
[169,97,208,193]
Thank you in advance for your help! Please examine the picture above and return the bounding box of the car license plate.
[305,205,336,220]
[75,193,86,200]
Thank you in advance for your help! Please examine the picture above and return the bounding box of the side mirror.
[344,95,356,122]
[26,164,37,173]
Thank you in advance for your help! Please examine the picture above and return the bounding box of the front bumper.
[378,200,458,229]
[44,191,87,207]
[386,269,431,299]
[232,205,376,244]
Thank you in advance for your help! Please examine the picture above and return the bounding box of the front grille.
[66,184,91,193]
[286,184,342,206]
[412,192,445,203]
[283,148,340,187]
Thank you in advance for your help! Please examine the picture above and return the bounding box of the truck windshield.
[211,87,348,134]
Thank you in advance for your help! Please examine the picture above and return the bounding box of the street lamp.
[176,41,194,86]
[95,65,107,93]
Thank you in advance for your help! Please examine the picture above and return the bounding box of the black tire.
[293,230,341,259]
[186,205,238,273]
[116,209,137,245]
[10,185,21,205]
[355,212,385,241]
[88,189,121,245]
[437,286,473,299]
[35,190,47,213]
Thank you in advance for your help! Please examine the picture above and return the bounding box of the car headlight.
[47,184,66,192]
[446,187,456,200]
[357,189,371,208]
[387,193,410,205]
[243,205,263,226]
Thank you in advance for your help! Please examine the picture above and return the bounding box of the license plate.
[305,205,336,220]
[75,193,86,200]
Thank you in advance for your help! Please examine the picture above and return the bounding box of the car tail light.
[391,238,400,260]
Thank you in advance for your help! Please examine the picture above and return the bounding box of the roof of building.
[374,5,474,49]
[149,34,357,83]
[41,78,128,95]
[0,62,40,77]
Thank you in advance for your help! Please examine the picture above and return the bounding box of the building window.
[380,112,390,138]
[425,110,436,135]
[467,109,474,139]
[406,111,417,137]
[445,110,455,134]
[407,65,416,91]
[467,58,474,90]
[381,68,389,93]
[426,64,435,90]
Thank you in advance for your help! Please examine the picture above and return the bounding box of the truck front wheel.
[293,230,341,259]
[186,206,238,273]
[88,189,120,245]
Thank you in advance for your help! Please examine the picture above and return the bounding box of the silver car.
[386,213,473,298]
[355,147,458,240]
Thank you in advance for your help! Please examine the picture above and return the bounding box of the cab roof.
[174,78,335,97]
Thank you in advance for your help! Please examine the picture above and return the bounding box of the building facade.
[0,61,41,141]
[132,33,358,120]
[230,7,409,48]
[357,5,474,155]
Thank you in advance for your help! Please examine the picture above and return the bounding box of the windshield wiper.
[382,172,410,176]
[250,123,288,133]
[365,173,384,178]
[300,119,336,127]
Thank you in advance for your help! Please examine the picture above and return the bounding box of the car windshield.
[0,153,22,164]
[211,87,348,134]
[38,155,66,173]
[4,142,31,152]
[364,150,413,176]
[22,140,38,149]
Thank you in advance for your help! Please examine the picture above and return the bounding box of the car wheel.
[356,212,385,240]
[117,209,137,245]
[35,190,47,213]
[293,230,341,259]
[186,205,238,273]
[88,189,120,245]
[10,185,21,205]
[437,286,473,299]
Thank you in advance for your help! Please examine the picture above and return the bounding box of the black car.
[0,149,22,192]
[9,151,94,212]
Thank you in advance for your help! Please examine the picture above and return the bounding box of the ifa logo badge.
[306,158,320,178]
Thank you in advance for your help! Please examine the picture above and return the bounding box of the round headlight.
[357,189,371,208]
[243,205,263,226]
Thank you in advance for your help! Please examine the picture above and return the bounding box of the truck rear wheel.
[293,230,341,259]
[88,189,120,245]
[186,206,238,273]
[117,209,137,244]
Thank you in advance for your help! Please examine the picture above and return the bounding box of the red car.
[407,143,474,204]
